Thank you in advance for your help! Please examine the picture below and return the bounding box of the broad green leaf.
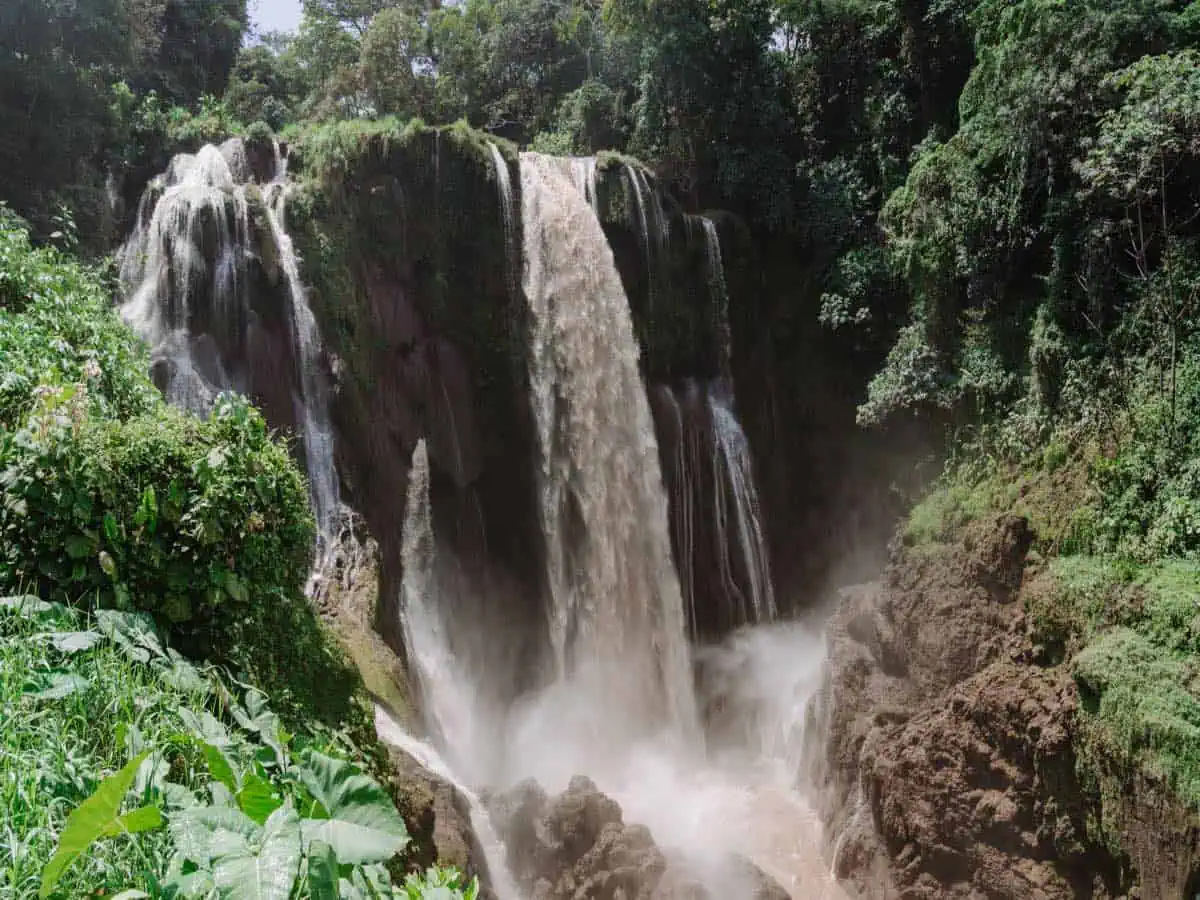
[296,752,409,865]
[64,534,92,559]
[210,781,236,808]
[200,743,240,794]
[35,630,101,653]
[307,840,340,900]
[211,803,302,900]
[161,782,200,810]
[101,805,163,837]
[96,609,167,663]
[231,692,285,765]
[349,864,392,899]
[159,648,210,695]
[162,868,216,899]
[24,671,89,700]
[39,751,151,898]
[168,805,260,866]
[223,571,248,604]
[180,709,231,746]
[237,775,282,825]
[130,738,169,801]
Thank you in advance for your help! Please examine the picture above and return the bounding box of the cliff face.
[813,514,1200,899]
[289,126,546,674]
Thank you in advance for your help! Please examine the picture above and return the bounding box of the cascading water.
[709,382,778,626]
[701,216,732,379]
[567,156,599,211]
[624,162,668,281]
[119,145,249,412]
[262,182,339,539]
[487,142,520,301]
[398,439,491,777]
[122,136,845,900]
[119,139,339,541]
[518,151,698,742]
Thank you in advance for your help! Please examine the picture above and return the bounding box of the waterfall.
[653,377,778,637]
[262,184,340,540]
[624,163,667,307]
[487,142,520,301]
[398,440,485,775]
[518,151,698,741]
[119,139,340,542]
[653,385,700,637]
[568,156,599,211]
[709,382,777,625]
[120,145,250,411]
[701,216,732,379]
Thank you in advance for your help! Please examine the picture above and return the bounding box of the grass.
[902,433,1100,553]
[0,601,203,897]
[1020,556,1200,810]
[0,596,465,899]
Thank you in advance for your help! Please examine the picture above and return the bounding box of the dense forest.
[4,0,1200,896]
[7,0,1200,451]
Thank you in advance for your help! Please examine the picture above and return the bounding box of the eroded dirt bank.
[812,514,1200,899]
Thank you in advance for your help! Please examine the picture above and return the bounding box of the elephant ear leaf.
[39,751,162,898]
[211,803,302,900]
[296,751,409,865]
[306,840,340,900]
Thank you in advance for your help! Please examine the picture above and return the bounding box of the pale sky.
[250,0,303,36]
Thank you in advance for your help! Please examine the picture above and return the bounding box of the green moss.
[1073,627,1200,807]
[1027,556,1133,658]
[903,467,1018,547]
[1137,561,1200,654]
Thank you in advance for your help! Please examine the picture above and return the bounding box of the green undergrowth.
[905,451,1200,809]
[0,212,362,730]
[901,436,1098,555]
[0,596,475,900]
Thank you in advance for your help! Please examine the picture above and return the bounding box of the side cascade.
[651,217,778,637]
[262,181,339,538]
[487,142,520,301]
[119,138,340,542]
[518,151,698,741]
[701,215,732,380]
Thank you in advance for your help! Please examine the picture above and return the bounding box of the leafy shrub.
[1074,626,1200,807]
[859,322,960,426]
[0,215,155,427]
[0,391,313,642]
[1093,343,1200,559]
[244,120,277,155]
[0,212,351,722]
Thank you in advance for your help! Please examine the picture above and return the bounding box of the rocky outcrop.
[488,776,789,900]
[308,508,415,723]
[814,515,1137,898]
[386,745,495,895]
